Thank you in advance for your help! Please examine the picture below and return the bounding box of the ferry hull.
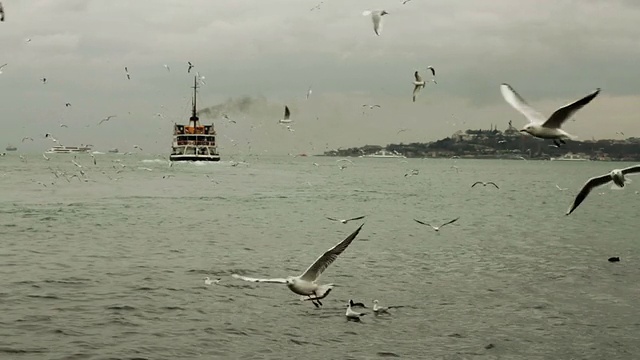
[170,154,221,162]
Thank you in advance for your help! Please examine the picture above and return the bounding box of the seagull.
[471,181,499,189]
[372,299,403,315]
[402,0,412,4]
[427,66,436,78]
[0,2,4,22]
[133,145,143,151]
[21,137,34,142]
[187,61,194,73]
[71,159,82,168]
[326,215,366,224]
[0,63,7,74]
[124,67,130,80]
[556,184,568,191]
[40,77,47,84]
[346,300,367,321]
[204,277,220,285]
[163,64,170,72]
[336,158,354,164]
[42,153,50,161]
[310,2,323,11]
[99,115,116,125]
[566,165,640,215]
[231,224,364,308]
[362,104,381,110]
[500,83,601,147]
[362,10,388,36]
[413,217,460,232]
[306,86,312,99]
[90,153,96,165]
[223,114,236,123]
[412,71,425,102]
[59,123,68,128]
[397,128,409,134]
[44,133,58,143]
[65,103,71,107]
[278,105,291,123]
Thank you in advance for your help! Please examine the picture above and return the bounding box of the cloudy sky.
[1,0,639,155]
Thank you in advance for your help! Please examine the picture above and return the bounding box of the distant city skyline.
[1,1,639,155]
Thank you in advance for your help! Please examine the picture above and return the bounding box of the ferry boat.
[108,148,119,153]
[550,152,590,161]
[5,144,17,151]
[45,145,92,154]
[360,150,406,158]
[170,77,220,162]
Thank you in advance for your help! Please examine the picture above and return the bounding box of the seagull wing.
[622,165,640,176]
[471,181,482,187]
[440,217,460,228]
[284,105,290,120]
[0,63,7,70]
[412,84,423,102]
[346,215,366,222]
[427,66,435,77]
[487,182,500,189]
[231,274,287,284]
[413,219,432,227]
[372,13,383,36]
[414,71,423,82]
[500,83,546,124]
[566,173,612,215]
[326,217,339,222]
[543,88,600,129]
[299,224,364,281]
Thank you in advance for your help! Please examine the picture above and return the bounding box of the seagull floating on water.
[232,224,364,308]
[278,106,291,123]
[471,181,499,189]
[500,83,600,147]
[362,10,388,36]
[326,215,365,224]
[414,217,460,232]
[566,165,640,215]
[346,299,367,321]
[204,277,220,285]
[373,299,403,315]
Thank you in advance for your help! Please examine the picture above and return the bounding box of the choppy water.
[1,153,639,359]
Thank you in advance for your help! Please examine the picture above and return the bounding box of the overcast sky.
[1,0,639,155]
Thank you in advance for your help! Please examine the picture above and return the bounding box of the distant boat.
[108,148,119,153]
[550,153,589,161]
[360,150,406,158]
[45,145,92,154]
[5,144,17,151]
[170,76,220,162]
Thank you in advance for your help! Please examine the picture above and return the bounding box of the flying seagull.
[427,66,436,78]
[372,299,403,315]
[40,77,47,84]
[362,104,381,109]
[414,217,460,232]
[124,67,130,80]
[65,102,71,107]
[362,10,388,36]
[187,61,194,73]
[231,224,364,308]
[556,184,568,191]
[306,86,312,99]
[346,300,367,321]
[500,83,601,147]
[566,165,640,215]
[278,105,291,123]
[412,71,425,102]
[163,64,170,72]
[21,137,34,142]
[0,64,7,74]
[471,181,499,189]
[0,2,4,22]
[326,215,365,224]
[99,115,116,125]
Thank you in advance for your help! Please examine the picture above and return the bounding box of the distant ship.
[360,150,406,158]
[550,153,589,161]
[170,77,220,162]
[108,148,119,153]
[45,145,92,154]
[5,144,17,151]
